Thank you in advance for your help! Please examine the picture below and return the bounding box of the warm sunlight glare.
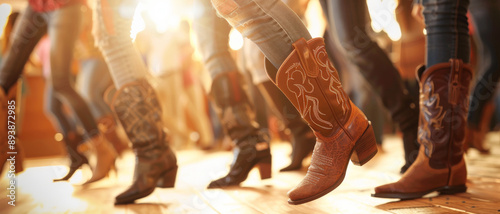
[0,3,12,39]
[367,0,402,41]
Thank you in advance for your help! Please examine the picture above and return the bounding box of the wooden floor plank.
[1,133,499,213]
[415,194,500,214]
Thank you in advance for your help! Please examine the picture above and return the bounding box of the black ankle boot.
[54,132,89,182]
[112,80,177,204]
[258,81,315,171]
[208,72,272,188]
[208,132,272,188]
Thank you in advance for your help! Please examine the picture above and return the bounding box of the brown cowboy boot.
[265,38,377,205]
[112,79,177,204]
[373,59,472,199]
[207,71,272,188]
[83,134,117,184]
[257,81,316,171]
[54,131,89,182]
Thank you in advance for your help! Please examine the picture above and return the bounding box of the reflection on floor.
[1,133,499,213]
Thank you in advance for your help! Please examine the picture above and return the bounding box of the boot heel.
[257,156,272,180]
[156,166,178,188]
[438,185,467,195]
[351,123,378,166]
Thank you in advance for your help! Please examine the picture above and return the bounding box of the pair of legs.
[192,0,272,187]
[211,0,472,204]
[92,0,178,204]
[0,4,97,137]
[77,57,129,156]
[43,79,89,181]
[195,0,316,176]
[319,0,419,173]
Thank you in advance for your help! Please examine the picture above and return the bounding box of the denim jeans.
[77,58,113,119]
[92,0,148,88]
[193,0,238,79]
[0,4,100,138]
[422,0,470,67]
[319,0,418,131]
[44,82,73,137]
[467,0,500,126]
[210,0,311,80]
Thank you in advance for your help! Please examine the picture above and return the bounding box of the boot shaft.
[267,38,362,138]
[111,79,168,158]
[418,59,472,169]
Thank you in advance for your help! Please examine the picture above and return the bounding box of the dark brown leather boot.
[54,131,89,182]
[257,81,315,171]
[112,80,177,204]
[207,71,272,188]
[266,38,377,205]
[373,59,472,199]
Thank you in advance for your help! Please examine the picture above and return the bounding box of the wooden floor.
[1,133,500,214]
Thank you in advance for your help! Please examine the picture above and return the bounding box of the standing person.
[209,0,378,204]
[192,0,272,188]
[0,0,117,183]
[35,35,90,182]
[91,0,178,204]
[373,0,472,199]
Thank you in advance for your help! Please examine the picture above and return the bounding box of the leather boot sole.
[115,166,177,205]
[371,184,467,200]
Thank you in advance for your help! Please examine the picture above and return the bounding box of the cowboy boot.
[83,133,117,184]
[257,81,316,171]
[97,115,129,156]
[207,71,272,188]
[54,131,89,181]
[0,84,24,175]
[373,59,472,199]
[112,80,177,204]
[265,38,377,205]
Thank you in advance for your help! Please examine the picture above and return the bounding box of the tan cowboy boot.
[97,114,129,156]
[265,38,378,205]
[83,134,117,184]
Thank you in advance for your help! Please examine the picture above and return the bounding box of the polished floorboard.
[1,133,499,214]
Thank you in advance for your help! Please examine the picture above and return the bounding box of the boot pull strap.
[449,59,462,105]
[293,38,318,77]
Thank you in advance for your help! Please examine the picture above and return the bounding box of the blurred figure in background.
[136,16,214,150]
[464,0,500,153]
